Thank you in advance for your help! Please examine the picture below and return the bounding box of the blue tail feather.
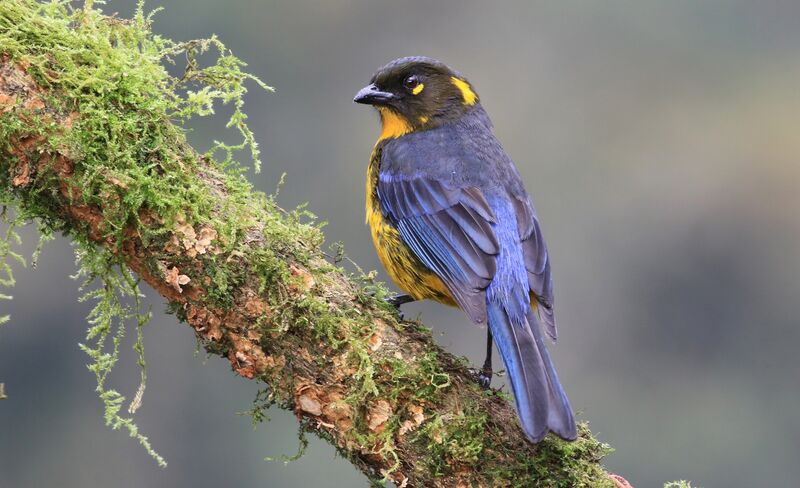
[487,301,577,442]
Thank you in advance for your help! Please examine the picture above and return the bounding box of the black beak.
[353,83,395,105]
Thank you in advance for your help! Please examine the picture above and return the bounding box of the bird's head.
[354,56,479,138]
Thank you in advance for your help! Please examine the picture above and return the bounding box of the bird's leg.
[384,293,416,320]
[385,293,415,308]
[478,328,493,389]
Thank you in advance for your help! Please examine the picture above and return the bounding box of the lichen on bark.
[0,1,619,486]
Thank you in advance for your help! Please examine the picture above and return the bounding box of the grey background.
[2,1,800,487]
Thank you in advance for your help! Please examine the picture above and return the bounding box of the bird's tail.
[486,301,577,442]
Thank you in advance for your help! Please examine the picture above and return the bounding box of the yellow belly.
[366,150,456,306]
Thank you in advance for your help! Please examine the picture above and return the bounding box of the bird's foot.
[385,293,415,308]
[379,294,415,320]
[478,367,492,389]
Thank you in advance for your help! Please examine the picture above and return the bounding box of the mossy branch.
[0,1,627,486]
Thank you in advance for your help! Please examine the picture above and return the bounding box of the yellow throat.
[377,107,412,141]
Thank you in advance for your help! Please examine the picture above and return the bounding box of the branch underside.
[0,6,619,486]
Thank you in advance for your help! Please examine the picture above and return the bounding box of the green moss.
[414,405,489,476]
[524,424,615,487]
[0,213,25,326]
[0,0,273,466]
[378,350,451,403]
[664,482,698,488]
[407,403,614,486]
[75,244,164,465]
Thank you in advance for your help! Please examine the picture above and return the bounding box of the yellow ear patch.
[377,107,412,141]
[450,77,477,105]
[412,83,424,95]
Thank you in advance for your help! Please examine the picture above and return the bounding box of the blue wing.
[377,174,499,324]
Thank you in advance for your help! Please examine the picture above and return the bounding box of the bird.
[353,56,577,443]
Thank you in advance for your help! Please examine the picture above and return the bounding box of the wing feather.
[379,174,498,324]
[513,195,557,340]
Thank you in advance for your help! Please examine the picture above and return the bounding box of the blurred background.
[2,1,800,486]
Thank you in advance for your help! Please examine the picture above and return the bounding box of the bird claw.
[377,294,414,320]
[478,369,492,389]
[385,293,414,308]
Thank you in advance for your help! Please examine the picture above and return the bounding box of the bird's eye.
[403,75,420,91]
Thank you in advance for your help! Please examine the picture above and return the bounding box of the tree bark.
[0,34,620,488]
